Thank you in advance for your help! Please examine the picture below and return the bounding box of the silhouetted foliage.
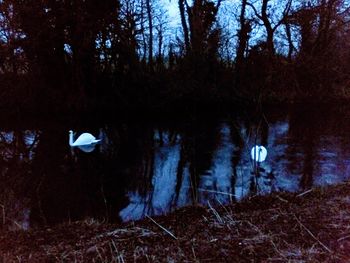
[0,0,349,113]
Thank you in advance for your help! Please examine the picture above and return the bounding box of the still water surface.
[1,105,350,229]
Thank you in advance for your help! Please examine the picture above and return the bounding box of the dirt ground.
[1,182,350,262]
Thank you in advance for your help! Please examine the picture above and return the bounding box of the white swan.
[69,130,101,147]
[251,145,267,162]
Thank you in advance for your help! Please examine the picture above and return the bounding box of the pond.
[1,104,350,229]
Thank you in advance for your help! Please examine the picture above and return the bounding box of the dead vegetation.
[2,183,350,262]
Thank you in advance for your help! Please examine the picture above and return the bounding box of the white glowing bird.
[251,145,267,162]
[69,130,101,147]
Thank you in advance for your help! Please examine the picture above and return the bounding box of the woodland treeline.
[0,0,349,113]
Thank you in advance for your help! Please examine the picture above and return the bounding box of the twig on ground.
[191,245,197,262]
[145,215,177,240]
[208,201,223,224]
[293,214,332,254]
[276,195,288,203]
[337,235,350,242]
[297,189,313,197]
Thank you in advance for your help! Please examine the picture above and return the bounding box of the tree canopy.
[0,0,349,112]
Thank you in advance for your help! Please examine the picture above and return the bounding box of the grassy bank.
[1,183,350,262]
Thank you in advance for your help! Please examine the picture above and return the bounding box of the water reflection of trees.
[286,106,350,189]
[119,119,257,221]
[119,120,222,221]
[2,108,350,228]
[0,118,300,227]
[286,107,320,190]
[0,120,285,226]
[180,120,219,203]
[99,110,350,222]
[0,130,40,230]
[120,117,286,221]
[29,128,76,226]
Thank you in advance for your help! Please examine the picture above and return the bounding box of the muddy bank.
[1,183,350,262]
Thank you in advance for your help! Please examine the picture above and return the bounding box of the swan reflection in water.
[76,144,97,153]
[2,105,350,228]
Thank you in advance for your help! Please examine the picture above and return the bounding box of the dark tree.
[235,0,251,88]
[178,0,190,52]
[247,0,292,56]
[146,0,153,70]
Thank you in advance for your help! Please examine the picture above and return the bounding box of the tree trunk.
[179,0,190,53]
[146,0,153,70]
[157,26,163,65]
[261,0,275,55]
[235,0,249,88]
[236,0,249,67]
[140,0,147,63]
[285,22,293,61]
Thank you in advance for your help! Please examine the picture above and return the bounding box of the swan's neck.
[69,133,74,146]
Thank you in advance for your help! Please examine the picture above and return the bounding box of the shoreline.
[0,99,349,126]
[1,182,350,262]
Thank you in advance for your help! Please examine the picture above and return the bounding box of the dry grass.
[2,182,350,262]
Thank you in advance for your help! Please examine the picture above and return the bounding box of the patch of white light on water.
[175,163,192,207]
[120,130,182,221]
[266,121,301,193]
[119,191,149,222]
[314,135,350,186]
[151,140,181,215]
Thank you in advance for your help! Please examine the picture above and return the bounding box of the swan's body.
[69,130,101,147]
[251,145,267,163]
